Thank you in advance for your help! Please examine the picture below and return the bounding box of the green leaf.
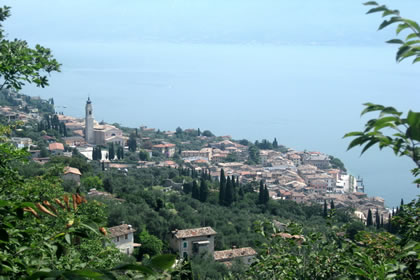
[386,39,404,44]
[150,254,176,271]
[379,17,401,30]
[396,23,410,35]
[363,1,378,6]
[413,56,420,63]
[361,103,384,116]
[406,111,420,127]
[406,33,419,40]
[343,131,364,138]
[367,6,387,14]
[347,136,369,151]
[64,233,71,245]
[361,139,380,155]
[404,19,420,33]
[396,45,411,61]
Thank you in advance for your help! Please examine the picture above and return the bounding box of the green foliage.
[344,103,420,184]
[247,145,260,165]
[136,228,163,259]
[139,149,150,161]
[329,155,347,171]
[0,6,60,91]
[364,1,420,63]
[81,176,103,191]
[127,133,137,152]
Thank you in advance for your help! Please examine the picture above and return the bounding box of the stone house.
[152,143,176,158]
[108,224,140,255]
[170,227,217,259]
[48,142,65,156]
[213,247,257,266]
[62,166,82,185]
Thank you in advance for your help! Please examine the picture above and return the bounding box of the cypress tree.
[97,146,102,160]
[381,214,384,228]
[323,200,328,218]
[273,138,278,149]
[387,213,392,232]
[225,177,234,206]
[219,169,226,205]
[263,185,270,204]
[376,209,380,229]
[192,180,199,200]
[199,177,208,202]
[108,143,115,160]
[238,186,244,198]
[330,200,335,210]
[128,133,137,152]
[198,128,201,136]
[183,182,192,194]
[367,209,373,227]
[62,123,67,137]
[231,176,237,201]
[92,147,96,160]
[258,180,264,204]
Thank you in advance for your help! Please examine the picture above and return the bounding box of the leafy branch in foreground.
[0,6,61,91]
[344,104,420,184]
[363,1,420,63]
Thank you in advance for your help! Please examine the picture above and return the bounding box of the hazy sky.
[4,0,420,46]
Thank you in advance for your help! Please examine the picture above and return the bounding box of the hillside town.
[0,91,389,225]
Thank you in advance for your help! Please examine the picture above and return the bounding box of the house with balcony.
[170,227,217,259]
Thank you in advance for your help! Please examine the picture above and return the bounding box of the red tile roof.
[49,142,64,151]
[213,247,257,261]
[172,227,217,239]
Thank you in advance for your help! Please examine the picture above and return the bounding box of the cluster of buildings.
[170,227,257,266]
[104,223,257,267]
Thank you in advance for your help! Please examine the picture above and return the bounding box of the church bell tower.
[85,97,94,144]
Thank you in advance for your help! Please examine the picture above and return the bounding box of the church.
[84,98,127,146]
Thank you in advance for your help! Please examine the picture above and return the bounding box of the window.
[183,242,188,248]
[125,234,128,240]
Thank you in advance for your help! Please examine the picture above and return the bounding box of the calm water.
[24,42,420,207]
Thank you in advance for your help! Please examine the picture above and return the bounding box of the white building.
[108,224,140,255]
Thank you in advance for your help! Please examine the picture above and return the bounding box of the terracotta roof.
[63,166,81,176]
[108,224,136,238]
[153,143,176,148]
[172,227,217,239]
[49,142,64,151]
[213,247,257,261]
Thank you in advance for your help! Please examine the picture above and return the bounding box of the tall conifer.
[323,200,328,218]
[219,169,226,205]
[192,180,199,200]
[199,177,208,202]
[225,177,234,206]
[258,180,264,204]
[367,209,373,227]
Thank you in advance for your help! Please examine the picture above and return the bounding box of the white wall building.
[108,224,139,255]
